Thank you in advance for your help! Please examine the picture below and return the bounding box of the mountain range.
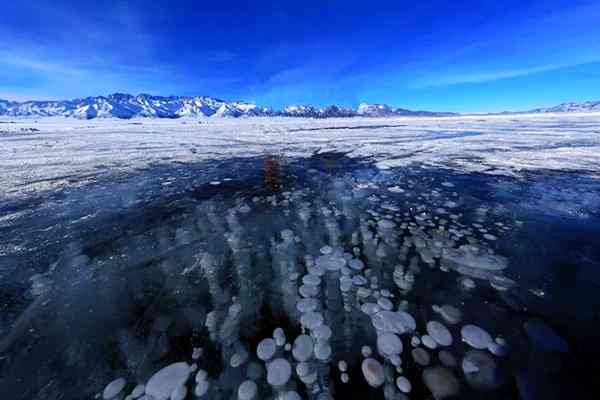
[0,93,598,119]
[528,100,600,114]
[0,94,456,119]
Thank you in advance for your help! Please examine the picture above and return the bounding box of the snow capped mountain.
[282,105,320,117]
[357,103,397,117]
[0,94,456,119]
[530,100,600,113]
[0,94,267,119]
[318,105,356,118]
[0,99,15,114]
[357,102,457,117]
[1,94,598,120]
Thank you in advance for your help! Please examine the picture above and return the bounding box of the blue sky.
[1,0,599,112]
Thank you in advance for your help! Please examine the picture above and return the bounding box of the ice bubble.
[487,341,507,357]
[230,349,249,368]
[461,325,493,350]
[338,360,348,372]
[422,335,438,349]
[340,279,352,293]
[103,378,126,400]
[131,384,145,399]
[316,254,347,272]
[274,327,286,346]
[441,182,455,188]
[353,275,368,286]
[426,321,453,346]
[284,343,291,351]
[238,380,258,400]
[300,311,324,330]
[372,311,416,334]
[438,350,457,368]
[378,219,396,229]
[462,357,479,374]
[195,370,207,383]
[437,305,462,325]
[412,348,430,366]
[396,376,412,393]
[422,367,460,399]
[313,324,332,340]
[320,245,333,255]
[460,277,476,290]
[443,244,508,271]
[257,338,277,361]
[390,354,402,367]
[462,350,501,390]
[194,380,209,397]
[361,302,380,315]
[377,297,393,311]
[341,373,349,383]
[490,275,516,291]
[299,284,319,298]
[361,345,373,357]
[411,336,421,347]
[239,204,251,213]
[170,385,187,400]
[348,258,365,271]
[246,363,264,380]
[377,332,403,356]
[146,362,191,400]
[296,298,318,313]
[314,339,332,361]
[267,358,292,387]
[362,358,385,387]
[524,318,569,353]
[357,287,372,298]
[190,364,197,373]
[296,362,310,377]
[282,391,302,400]
[388,186,405,193]
[292,335,314,362]
[302,274,321,286]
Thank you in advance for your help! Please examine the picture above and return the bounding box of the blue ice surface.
[0,153,599,399]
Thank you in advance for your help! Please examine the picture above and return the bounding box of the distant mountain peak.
[2,94,598,120]
[0,93,458,119]
[529,100,600,114]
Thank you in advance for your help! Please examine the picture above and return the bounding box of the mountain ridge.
[0,93,456,119]
[0,94,598,119]
[528,100,600,114]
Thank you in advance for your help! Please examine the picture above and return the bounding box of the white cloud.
[411,58,600,88]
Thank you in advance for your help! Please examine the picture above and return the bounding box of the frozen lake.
[1,114,600,400]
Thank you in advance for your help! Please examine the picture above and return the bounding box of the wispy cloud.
[410,58,600,88]
[0,52,86,76]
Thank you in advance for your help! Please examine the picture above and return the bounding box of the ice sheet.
[2,113,599,200]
